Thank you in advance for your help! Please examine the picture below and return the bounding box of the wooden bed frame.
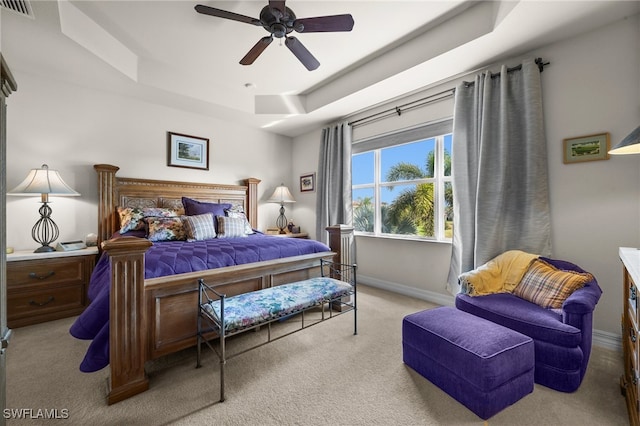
[93,164,351,404]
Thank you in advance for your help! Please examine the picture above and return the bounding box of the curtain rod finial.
[535,57,549,72]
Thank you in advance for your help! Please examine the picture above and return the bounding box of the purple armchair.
[455,257,602,392]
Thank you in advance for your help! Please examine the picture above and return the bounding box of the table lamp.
[8,164,80,252]
[609,125,640,249]
[609,125,640,155]
[267,184,295,234]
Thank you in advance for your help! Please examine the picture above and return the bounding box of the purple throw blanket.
[69,234,330,372]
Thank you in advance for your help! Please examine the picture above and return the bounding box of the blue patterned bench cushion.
[202,277,353,332]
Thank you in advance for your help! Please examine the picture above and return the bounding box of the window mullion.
[433,135,442,240]
[374,149,382,234]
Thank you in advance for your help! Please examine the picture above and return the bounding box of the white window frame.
[352,119,453,242]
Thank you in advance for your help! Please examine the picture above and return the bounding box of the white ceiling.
[2,1,639,137]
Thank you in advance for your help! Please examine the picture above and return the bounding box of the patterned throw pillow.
[143,207,185,217]
[513,259,594,308]
[117,207,145,233]
[216,216,249,239]
[224,205,254,235]
[183,213,216,241]
[117,206,184,234]
[145,216,186,242]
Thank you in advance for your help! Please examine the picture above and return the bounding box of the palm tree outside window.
[351,120,453,241]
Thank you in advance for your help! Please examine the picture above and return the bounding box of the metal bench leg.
[219,330,226,402]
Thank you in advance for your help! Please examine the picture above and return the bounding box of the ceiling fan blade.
[240,37,274,65]
[269,0,286,15]
[285,37,320,71]
[294,14,354,33]
[195,4,260,26]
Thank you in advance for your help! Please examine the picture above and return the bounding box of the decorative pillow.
[225,205,254,235]
[513,259,594,308]
[183,213,216,241]
[182,197,231,233]
[117,206,184,234]
[117,207,145,233]
[145,216,186,242]
[216,216,249,239]
[182,197,231,217]
[143,207,185,217]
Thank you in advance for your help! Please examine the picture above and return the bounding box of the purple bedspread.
[69,234,330,372]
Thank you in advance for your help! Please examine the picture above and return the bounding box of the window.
[352,120,453,241]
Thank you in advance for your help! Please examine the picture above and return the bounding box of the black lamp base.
[31,201,60,254]
[275,203,288,234]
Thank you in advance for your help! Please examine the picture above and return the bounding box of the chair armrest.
[562,280,602,315]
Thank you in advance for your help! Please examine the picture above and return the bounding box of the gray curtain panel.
[447,58,552,294]
[316,121,353,245]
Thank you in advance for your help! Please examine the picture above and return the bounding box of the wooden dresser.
[6,247,98,328]
[620,247,640,426]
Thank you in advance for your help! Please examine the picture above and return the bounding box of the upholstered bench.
[402,306,534,420]
[197,261,358,402]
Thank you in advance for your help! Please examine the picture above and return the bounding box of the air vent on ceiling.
[1,0,34,18]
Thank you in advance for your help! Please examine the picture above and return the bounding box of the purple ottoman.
[402,307,534,420]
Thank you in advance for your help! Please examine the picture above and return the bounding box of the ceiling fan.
[195,1,354,71]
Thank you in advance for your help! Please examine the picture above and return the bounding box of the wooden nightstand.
[6,246,98,328]
[271,232,309,239]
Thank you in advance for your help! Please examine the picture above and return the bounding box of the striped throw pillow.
[513,259,593,308]
[216,216,248,238]
[224,205,254,235]
[183,213,216,241]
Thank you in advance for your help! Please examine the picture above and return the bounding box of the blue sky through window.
[352,138,441,204]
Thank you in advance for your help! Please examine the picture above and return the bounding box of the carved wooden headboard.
[94,164,260,248]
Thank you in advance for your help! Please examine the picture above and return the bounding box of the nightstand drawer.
[8,285,85,322]
[7,257,86,288]
[5,247,98,327]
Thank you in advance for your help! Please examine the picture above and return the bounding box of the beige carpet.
[6,285,628,425]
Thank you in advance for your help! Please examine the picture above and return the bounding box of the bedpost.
[326,225,355,312]
[244,178,261,230]
[102,236,152,405]
[94,164,119,249]
[326,225,354,266]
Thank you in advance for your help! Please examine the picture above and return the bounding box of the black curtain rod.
[463,57,549,87]
[348,89,454,127]
[348,58,549,128]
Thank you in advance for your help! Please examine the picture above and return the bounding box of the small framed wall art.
[167,131,209,170]
[300,172,315,192]
[563,132,610,164]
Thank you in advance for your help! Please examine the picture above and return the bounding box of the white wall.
[292,14,640,339]
[543,14,640,338]
[5,71,295,250]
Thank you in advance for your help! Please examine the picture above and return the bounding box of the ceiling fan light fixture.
[271,23,287,38]
[195,1,354,70]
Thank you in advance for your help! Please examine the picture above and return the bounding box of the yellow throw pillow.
[513,259,593,309]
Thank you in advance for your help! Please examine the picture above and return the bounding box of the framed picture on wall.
[300,173,315,192]
[562,132,610,164]
[167,131,209,170]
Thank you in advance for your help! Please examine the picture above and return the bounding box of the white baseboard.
[359,274,622,352]
[592,329,621,352]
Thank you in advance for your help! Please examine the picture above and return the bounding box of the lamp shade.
[609,126,640,155]
[267,184,295,204]
[8,164,80,196]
